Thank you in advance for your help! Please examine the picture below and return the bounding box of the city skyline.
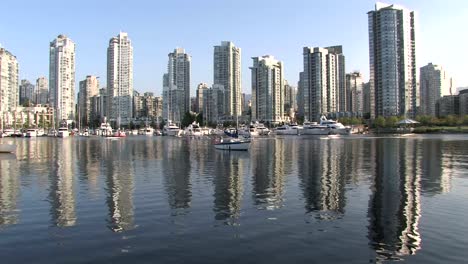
[1,0,467,97]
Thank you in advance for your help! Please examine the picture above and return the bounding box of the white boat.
[113,129,127,138]
[25,128,38,138]
[131,129,139,135]
[163,121,183,136]
[214,137,250,151]
[37,128,45,137]
[141,126,154,136]
[57,126,69,138]
[184,122,203,137]
[200,127,211,135]
[0,143,16,153]
[320,116,351,135]
[248,123,259,136]
[302,121,330,135]
[47,129,58,137]
[256,123,270,136]
[3,128,14,137]
[98,122,113,137]
[275,124,302,135]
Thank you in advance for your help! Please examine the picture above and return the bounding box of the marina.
[0,135,467,263]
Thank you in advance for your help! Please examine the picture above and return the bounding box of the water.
[0,135,467,263]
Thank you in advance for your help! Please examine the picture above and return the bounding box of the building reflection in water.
[104,139,135,232]
[162,139,192,211]
[251,139,288,210]
[368,139,421,262]
[212,151,247,225]
[75,138,101,196]
[48,139,77,227]
[0,153,19,227]
[420,140,452,195]
[298,139,346,219]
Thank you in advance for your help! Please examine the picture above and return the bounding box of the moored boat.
[0,143,16,153]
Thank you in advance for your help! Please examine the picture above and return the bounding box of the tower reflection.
[213,151,247,224]
[251,139,289,210]
[298,139,346,219]
[104,139,135,232]
[368,139,421,261]
[162,138,192,211]
[0,154,19,227]
[49,139,77,227]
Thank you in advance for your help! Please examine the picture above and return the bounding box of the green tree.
[385,116,398,128]
[196,113,203,125]
[374,116,385,128]
[181,112,195,128]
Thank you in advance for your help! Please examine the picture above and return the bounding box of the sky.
[1,0,467,96]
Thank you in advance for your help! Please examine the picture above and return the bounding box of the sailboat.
[214,115,250,151]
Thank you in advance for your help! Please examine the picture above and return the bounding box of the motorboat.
[256,123,270,136]
[25,128,38,138]
[200,127,211,135]
[57,126,69,138]
[163,121,183,136]
[113,129,127,137]
[3,128,14,137]
[37,128,45,137]
[47,129,58,137]
[320,116,351,135]
[98,122,113,137]
[184,122,203,137]
[248,123,259,137]
[275,124,302,135]
[0,143,16,153]
[302,121,329,135]
[140,126,154,136]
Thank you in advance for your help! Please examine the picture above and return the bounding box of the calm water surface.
[0,135,467,263]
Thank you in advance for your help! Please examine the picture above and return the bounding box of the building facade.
[0,47,19,112]
[19,80,35,106]
[214,41,242,117]
[196,83,209,114]
[162,48,191,122]
[302,46,345,121]
[49,34,76,122]
[78,75,99,126]
[203,84,225,125]
[368,3,417,118]
[250,55,284,123]
[459,89,468,116]
[436,95,459,117]
[35,77,48,105]
[346,72,364,116]
[107,32,133,125]
[420,63,452,116]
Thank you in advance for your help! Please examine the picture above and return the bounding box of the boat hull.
[302,128,330,135]
[214,141,250,151]
[0,143,16,153]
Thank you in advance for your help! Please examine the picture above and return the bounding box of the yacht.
[3,128,14,137]
[248,123,259,137]
[163,121,182,136]
[98,121,113,137]
[37,128,45,137]
[141,126,154,136]
[302,121,329,135]
[256,123,270,136]
[25,128,38,138]
[57,126,69,138]
[320,116,351,135]
[184,122,203,137]
[47,129,58,137]
[275,124,302,135]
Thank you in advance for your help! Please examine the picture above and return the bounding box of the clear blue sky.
[1,0,467,96]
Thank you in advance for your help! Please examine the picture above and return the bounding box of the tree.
[196,113,203,125]
[181,112,195,128]
[374,116,385,128]
[385,116,398,128]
